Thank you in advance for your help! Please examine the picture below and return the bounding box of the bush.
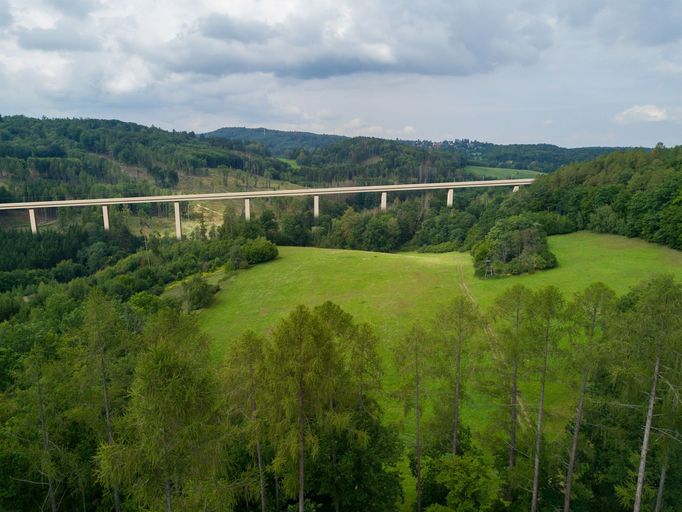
[241,237,278,264]
[472,214,557,277]
[183,274,218,311]
[0,293,21,322]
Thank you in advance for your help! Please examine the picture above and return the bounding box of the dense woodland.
[0,117,681,511]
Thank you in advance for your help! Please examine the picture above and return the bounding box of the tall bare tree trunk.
[506,357,518,502]
[654,450,668,512]
[37,380,58,512]
[634,354,660,512]
[100,350,121,512]
[251,400,267,512]
[564,366,588,512]
[161,429,172,512]
[329,399,339,512]
[164,479,172,512]
[298,389,305,512]
[256,439,267,512]
[507,302,522,503]
[415,345,422,512]
[531,337,550,512]
[451,337,462,455]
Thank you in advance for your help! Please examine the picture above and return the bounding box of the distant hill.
[413,140,634,173]
[205,127,635,173]
[204,127,345,156]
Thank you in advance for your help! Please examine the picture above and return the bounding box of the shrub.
[183,274,218,311]
[241,237,279,264]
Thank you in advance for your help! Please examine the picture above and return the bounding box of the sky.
[0,0,680,147]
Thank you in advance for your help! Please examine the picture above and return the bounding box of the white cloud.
[656,60,682,75]
[615,104,670,123]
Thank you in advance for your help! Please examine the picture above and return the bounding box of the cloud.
[1,0,682,147]
[656,60,682,75]
[142,2,556,79]
[45,0,100,18]
[16,20,101,52]
[0,0,12,28]
[199,14,274,43]
[615,105,675,123]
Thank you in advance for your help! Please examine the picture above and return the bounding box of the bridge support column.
[313,195,319,218]
[244,198,251,221]
[174,202,182,240]
[102,205,110,231]
[380,192,387,211]
[29,209,37,234]
[447,189,454,207]
[512,186,520,193]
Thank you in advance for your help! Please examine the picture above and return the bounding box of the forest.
[0,117,681,511]
[1,215,680,510]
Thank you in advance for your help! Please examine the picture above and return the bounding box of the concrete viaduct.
[0,178,534,239]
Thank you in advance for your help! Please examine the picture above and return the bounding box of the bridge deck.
[0,178,534,210]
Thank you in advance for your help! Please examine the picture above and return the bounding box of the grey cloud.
[0,0,12,28]
[17,21,101,52]
[46,0,100,18]
[199,14,274,43]
[151,3,556,79]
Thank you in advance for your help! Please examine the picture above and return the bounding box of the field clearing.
[464,165,543,179]
[199,232,682,509]
[278,157,300,169]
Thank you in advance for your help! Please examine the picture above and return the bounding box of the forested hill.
[0,116,474,202]
[205,126,345,155]
[0,115,288,202]
[285,136,468,185]
[205,126,631,172]
[414,139,631,172]
[514,145,682,249]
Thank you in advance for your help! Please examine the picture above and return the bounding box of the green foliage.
[521,145,682,249]
[182,274,218,311]
[241,237,279,264]
[97,312,238,510]
[424,454,502,512]
[472,214,557,276]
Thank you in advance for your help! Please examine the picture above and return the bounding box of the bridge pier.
[102,205,110,231]
[380,192,387,211]
[512,185,520,192]
[447,189,454,207]
[174,202,182,240]
[244,198,251,220]
[313,195,319,218]
[29,209,37,234]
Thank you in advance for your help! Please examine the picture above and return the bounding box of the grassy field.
[464,165,542,179]
[199,232,682,508]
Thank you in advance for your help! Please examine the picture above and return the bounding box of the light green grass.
[464,165,542,179]
[199,232,682,509]
[278,158,300,170]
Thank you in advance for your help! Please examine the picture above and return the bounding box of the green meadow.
[464,165,542,179]
[199,231,682,509]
